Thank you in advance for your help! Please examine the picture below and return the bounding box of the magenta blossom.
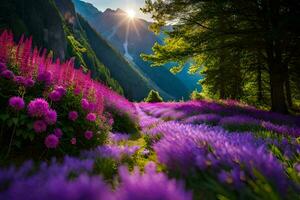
[86,113,97,122]
[37,71,52,85]
[81,99,90,110]
[55,86,66,96]
[44,109,57,125]
[14,76,26,85]
[71,137,77,145]
[0,62,6,72]
[53,128,63,138]
[1,70,14,79]
[45,134,59,149]
[9,96,25,111]
[68,111,78,121]
[27,98,50,117]
[24,78,35,87]
[33,120,47,133]
[48,90,62,102]
[84,131,93,140]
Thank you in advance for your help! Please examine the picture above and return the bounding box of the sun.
[126,9,136,19]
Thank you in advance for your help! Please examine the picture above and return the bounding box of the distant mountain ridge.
[72,0,197,100]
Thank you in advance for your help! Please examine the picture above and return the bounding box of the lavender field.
[0,29,300,200]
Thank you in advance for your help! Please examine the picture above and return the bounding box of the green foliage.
[142,0,300,113]
[190,89,204,100]
[144,90,163,103]
[107,107,140,135]
[0,76,109,162]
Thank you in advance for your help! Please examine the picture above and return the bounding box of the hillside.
[0,0,161,100]
[72,0,195,100]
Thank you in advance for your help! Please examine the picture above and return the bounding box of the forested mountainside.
[0,0,160,100]
[72,0,195,99]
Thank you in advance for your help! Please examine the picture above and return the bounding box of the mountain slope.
[72,0,192,100]
[0,0,160,100]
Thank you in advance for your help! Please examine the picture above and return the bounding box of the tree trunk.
[269,63,288,113]
[284,65,293,108]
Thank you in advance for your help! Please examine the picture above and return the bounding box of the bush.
[144,90,163,103]
[190,89,204,100]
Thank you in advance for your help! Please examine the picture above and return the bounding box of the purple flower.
[9,96,25,111]
[44,109,57,125]
[0,62,6,72]
[53,128,63,138]
[68,111,78,121]
[14,76,26,85]
[1,69,14,79]
[37,71,52,85]
[84,131,93,140]
[55,86,66,96]
[33,120,47,133]
[116,163,192,200]
[81,99,90,110]
[44,134,59,149]
[71,137,77,145]
[48,90,62,102]
[27,98,50,117]
[218,170,233,184]
[25,78,35,87]
[86,113,97,122]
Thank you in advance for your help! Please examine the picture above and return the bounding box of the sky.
[82,0,152,21]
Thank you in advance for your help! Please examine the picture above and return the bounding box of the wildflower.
[44,109,57,125]
[44,134,59,149]
[9,96,25,111]
[55,86,66,96]
[0,62,6,72]
[86,113,97,122]
[71,137,77,145]
[84,131,93,140]
[37,71,52,85]
[1,69,14,79]
[48,90,62,102]
[27,98,49,117]
[24,78,35,87]
[68,111,78,121]
[53,128,63,138]
[81,99,90,110]
[14,76,26,85]
[33,120,47,133]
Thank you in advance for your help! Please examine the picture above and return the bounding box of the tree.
[144,90,163,102]
[142,0,300,113]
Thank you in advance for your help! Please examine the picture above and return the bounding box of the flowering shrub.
[0,30,136,160]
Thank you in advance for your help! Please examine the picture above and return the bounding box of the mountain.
[0,0,163,100]
[72,0,197,100]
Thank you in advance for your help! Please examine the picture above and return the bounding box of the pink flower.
[33,120,47,133]
[45,134,59,149]
[14,76,26,85]
[27,98,50,117]
[55,86,66,96]
[1,70,14,79]
[49,90,62,102]
[81,99,90,110]
[44,109,57,125]
[9,96,25,111]
[0,62,6,72]
[68,111,78,121]
[86,113,97,122]
[71,137,76,145]
[84,131,93,140]
[37,71,52,85]
[53,128,63,138]
[73,88,81,95]
[24,78,35,88]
